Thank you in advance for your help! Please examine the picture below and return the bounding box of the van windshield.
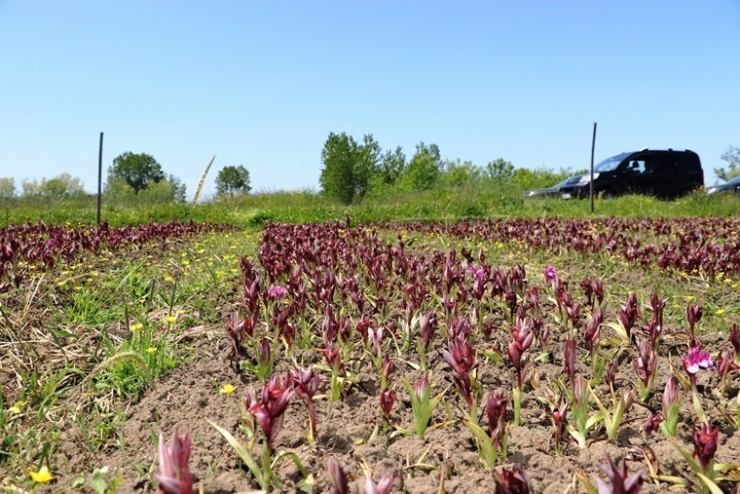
[594,152,631,172]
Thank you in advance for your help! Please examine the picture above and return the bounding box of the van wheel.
[599,189,614,199]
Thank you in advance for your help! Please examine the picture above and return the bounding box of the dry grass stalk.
[192,155,216,205]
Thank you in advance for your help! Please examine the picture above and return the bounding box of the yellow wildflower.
[165,315,177,324]
[716,309,726,316]
[220,384,236,395]
[9,401,26,414]
[146,347,156,354]
[29,465,53,484]
[130,323,143,332]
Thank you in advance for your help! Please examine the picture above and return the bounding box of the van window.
[595,152,630,172]
[626,158,654,174]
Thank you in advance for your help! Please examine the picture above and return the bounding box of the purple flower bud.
[584,307,603,354]
[413,374,430,402]
[368,326,384,354]
[364,472,397,494]
[730,323,740,358]
[686,303,703,347]
[154,429,193,494]
[379,390,396,418]
[257,338,271,365]
[594,455,643,494]
[641,413,663,436]
[493,463,531,494]
[326,457,349,494]
[382,354,393,383]
[634,338,657,386]
[692,423,719,472]
[717,349,740,381]
[247,374,293,451]
[290,366,320,400]
[419,311,437,349]
[662,377,680,412]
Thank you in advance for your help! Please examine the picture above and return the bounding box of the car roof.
[633,148,696,153]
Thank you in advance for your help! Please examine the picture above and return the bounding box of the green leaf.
[482,349,505,364]
[567,426,587,449]
[90,469,106,494]
[69,475,85,489]
[209,420,264,486]
[696,472,724,494]
[273,450,307,477]
[297,473,315,493]
[573,469,598,494]
[462,416,497,469]
[605,322,630,342]
[669,438,703,474]
[585,411,603,430]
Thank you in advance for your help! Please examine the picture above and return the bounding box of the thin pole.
[97,132,104,226]
[590,122,597,213]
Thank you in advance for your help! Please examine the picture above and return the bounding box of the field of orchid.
[1,216,740,493]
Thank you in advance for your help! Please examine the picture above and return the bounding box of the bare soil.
[48,322,739,494]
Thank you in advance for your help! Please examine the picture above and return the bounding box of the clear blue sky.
[2,1,739,198]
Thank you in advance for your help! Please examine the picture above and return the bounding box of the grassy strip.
[2,186,739,228]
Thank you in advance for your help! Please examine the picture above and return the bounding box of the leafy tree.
[485,158,515,182]
[398,142,443,191]
[108,152,165,194]
[320,132,359,204]
[42,173,85,200]
[0,177,16,200]
[319,132,386,204]
[215,165,252,196]
[168,174,187,203]
[441,159,483,187]
[104,175,184,204]
[21,179,41,198]
[714,146,740,181]
[20,174,85,200]
[379,146,406,185]
[354,134,382,199]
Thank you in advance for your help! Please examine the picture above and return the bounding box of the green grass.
[2,184,739,228]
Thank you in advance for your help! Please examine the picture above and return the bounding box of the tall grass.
[1,185,738,228]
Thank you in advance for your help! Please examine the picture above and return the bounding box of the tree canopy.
[397,142,444,191]
[319,132,361,204]
[20,173,85,200]
[215,165,252,196]
[108,152,165,194]
[316,131,582,204]
[715,146,740,181]
[0,178,16,200]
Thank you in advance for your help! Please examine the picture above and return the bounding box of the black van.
[524,149,704,199]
